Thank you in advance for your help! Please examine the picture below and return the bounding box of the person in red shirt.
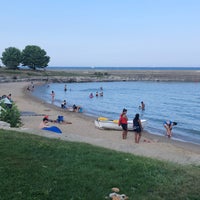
[118,108,128,139]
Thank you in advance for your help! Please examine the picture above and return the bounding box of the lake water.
[32,81,200,145]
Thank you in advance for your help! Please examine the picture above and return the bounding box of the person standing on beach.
[163,121,177,138]
[133,113,143,143]
[118,108,128,139]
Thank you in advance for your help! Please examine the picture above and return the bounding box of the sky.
[0,0,200,67]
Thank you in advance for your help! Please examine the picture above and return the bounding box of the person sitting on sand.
[7,93,13,102]
[39,117,49,129]
[44,115,72,124]
[163,120,177,138]
[61,100,67,108]
[72,104,82,112]
[0,95,12,108]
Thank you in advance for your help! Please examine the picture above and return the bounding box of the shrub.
[0,102,22,127]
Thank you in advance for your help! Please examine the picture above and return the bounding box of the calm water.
[32,81,200,145]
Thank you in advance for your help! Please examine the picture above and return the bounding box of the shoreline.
[0,81,200,165]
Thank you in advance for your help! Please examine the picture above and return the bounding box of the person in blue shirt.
[163,120,177,138]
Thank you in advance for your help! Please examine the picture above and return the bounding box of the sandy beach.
[0,81,200,165]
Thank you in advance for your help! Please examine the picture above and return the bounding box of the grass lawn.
[0,129,199,200]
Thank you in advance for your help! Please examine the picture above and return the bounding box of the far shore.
[1,69,200,83]
[0,74,200,165]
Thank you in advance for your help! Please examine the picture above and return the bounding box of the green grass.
[0,129,199,200]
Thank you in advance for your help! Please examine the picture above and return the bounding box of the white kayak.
[95,117,147,131]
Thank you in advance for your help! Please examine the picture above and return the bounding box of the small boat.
[94,117,147,131]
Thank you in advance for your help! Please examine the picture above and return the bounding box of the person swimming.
[139,101,145,110]
[89,93,94,98]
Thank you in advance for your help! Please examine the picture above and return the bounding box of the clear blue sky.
[1,0,200,67]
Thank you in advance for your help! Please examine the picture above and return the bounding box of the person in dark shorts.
[133,113,143,143]
[118,108,128,139]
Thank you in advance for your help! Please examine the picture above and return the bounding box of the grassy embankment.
[0,129,199,200]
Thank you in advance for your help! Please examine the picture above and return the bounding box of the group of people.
[118,108,143,143]
[47,85,178,141]
[89,91,103,98]
[90,87,104,98]
[118,102,177,143]
[39,115,72,129]
[61,100,82,112]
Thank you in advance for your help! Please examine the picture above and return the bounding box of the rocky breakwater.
[37,70,200,82]
[0,70,200,83]
[107,70,200,82]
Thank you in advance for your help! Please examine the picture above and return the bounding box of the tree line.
[1,45,50,70]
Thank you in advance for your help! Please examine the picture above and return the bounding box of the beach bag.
[57,115,64,123]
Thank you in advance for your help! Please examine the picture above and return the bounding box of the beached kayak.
[94,117,147,131]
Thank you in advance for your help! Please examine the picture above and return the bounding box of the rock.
[0,121,10,128]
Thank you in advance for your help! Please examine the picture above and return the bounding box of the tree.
[1,47,22,69]
[21,45,50,70]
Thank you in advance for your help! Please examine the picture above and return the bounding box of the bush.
[0,102,22,127]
